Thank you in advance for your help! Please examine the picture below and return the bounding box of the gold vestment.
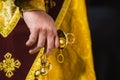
[0,0,96,80]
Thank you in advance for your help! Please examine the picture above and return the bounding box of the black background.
[86,0,120,80]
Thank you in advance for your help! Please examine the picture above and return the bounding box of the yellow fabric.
[26,0,96,80]
[49,0,96,79]
[0,0,96,80]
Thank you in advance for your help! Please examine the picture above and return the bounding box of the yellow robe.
[0,0,96,80]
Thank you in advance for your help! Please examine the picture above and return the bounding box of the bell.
[40,59,52,76]
[59,37,66,49]
[40,67,49,76]
[34,70,40,77]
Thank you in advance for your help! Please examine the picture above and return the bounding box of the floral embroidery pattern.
[0,52,21,78]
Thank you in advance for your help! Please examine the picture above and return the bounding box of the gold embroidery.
[0,0,21,37]
[57,30,75,63]
[57,50,64,63]
[0,52,21,78]
[0,7,21,37]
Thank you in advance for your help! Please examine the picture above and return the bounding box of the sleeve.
[15,0,46,12]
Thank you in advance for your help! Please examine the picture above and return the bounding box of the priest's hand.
[23,10,59,57]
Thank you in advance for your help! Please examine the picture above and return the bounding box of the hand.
[23,10,59,57]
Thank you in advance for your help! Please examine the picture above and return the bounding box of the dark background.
[86,0,120,80]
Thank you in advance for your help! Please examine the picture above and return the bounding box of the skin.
[23,10,59,57]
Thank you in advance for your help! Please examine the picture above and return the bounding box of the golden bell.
[40,67,49,76]
[57,29,67,49]
[40,59,52,76]
[59,37,66,49]
[34,70,41,77]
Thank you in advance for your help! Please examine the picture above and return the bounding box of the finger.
[46,30,55,57]
[52,27,58,48]
[29,30,46,54]
[29,47,40,54]
[26,29,38,46]
[55,34,59,48]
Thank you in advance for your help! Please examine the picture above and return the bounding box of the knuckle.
[30,26,38,31]
[48,29,54,36]
[47,27,53,32]
[41,27,46,31]
[41,29,46,34]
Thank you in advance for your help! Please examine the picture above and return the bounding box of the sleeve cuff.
[15,0,46,12]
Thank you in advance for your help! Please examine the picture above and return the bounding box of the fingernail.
[26,42,29,46]
[29,50,33,54]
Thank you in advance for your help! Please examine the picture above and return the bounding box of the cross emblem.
[0,52,21,78]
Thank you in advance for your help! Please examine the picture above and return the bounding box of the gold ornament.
[0,0,21,37]
[57,50,64,63]
[34,52,52,80]
[57,29,75,63]
[0,52,21,78]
